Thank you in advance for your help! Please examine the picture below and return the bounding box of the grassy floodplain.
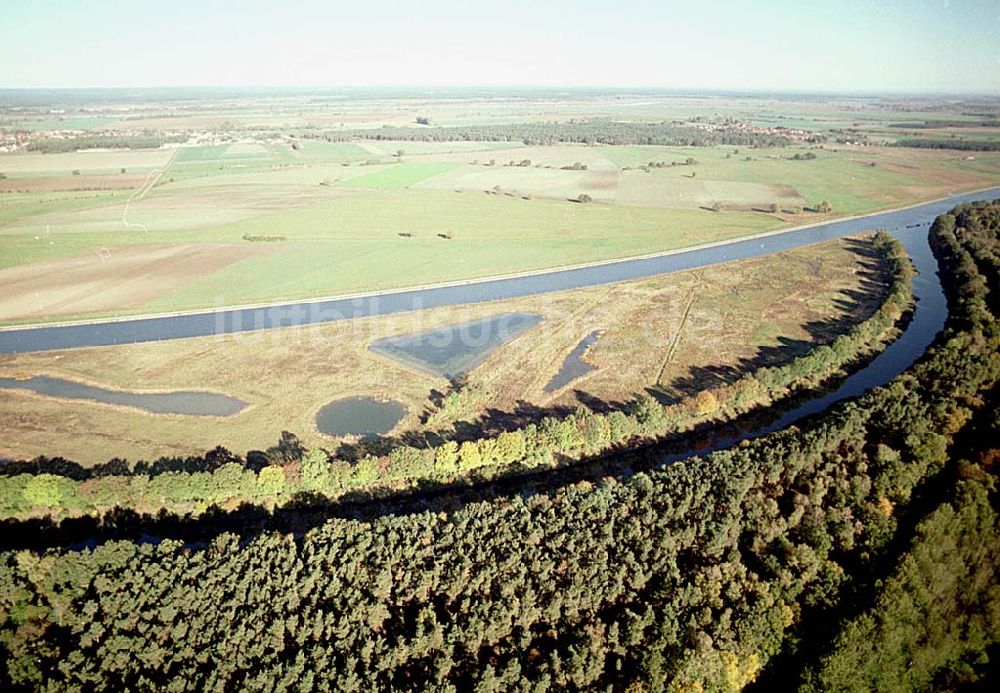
[0,237,888,463]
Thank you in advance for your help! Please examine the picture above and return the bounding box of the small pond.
[315,396,407,439]
[544,330,601,393]
[0,375,247,416]
[369,312,543,378]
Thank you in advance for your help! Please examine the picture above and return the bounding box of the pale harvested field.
[415,150,813,211]
[0,243,275,321]
[98,115,254,130]
[868,150,1000,199]
[0,173,148,193]
[223,143,270,156]
[0,149,174,174]
[614,172,810,210]
[0,237,884,464]
[412,144,620,171]
[354,141,389,156]
[415,165,620,203]
[1,183,346,235]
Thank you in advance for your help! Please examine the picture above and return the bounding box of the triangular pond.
[369,312,543,378]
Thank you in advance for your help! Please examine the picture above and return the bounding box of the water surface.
[370,312,543,378]
[315,396,407,439]
[544,331,601,392]
[0,375,247,416]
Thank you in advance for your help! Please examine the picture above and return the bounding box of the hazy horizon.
[2,0,998,94]
[0,84,998,97]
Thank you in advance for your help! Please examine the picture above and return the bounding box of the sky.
[1,0,998,93]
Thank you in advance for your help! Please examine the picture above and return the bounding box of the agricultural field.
[1,126,997,325]
[339,161,460,189]
[0,236,887,464]
[0,147,173,176]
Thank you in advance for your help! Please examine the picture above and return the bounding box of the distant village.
[1,107,854,154]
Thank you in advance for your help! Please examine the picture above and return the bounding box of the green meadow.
[339,162,460,189]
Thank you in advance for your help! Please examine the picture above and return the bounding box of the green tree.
[0,475,31,515]
[434,441,459,473]
[301,449,331,491]
[22,474,76,508]
[457,441,482,470]
[350,455,380,486]
[608,411,637,442]
[494,430,527,464]
[695,390,719,416]
[257,466,286,496]
[539,416,582,451]
[631,394,666,433]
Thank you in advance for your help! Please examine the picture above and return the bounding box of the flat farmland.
[415,165,620,203]
[0,172,149,193]
[338,162,460,189]
[599,144,996,214]
[415,143,619,170]
[173,144,272,162]
[615,174,807,210]
[0,138,997,324]
[0,237,885,464]
[0,148,174,175]
[0,243,276,322]
[1,181,349,235]
[130,190,781,315]
[0,115,121,131]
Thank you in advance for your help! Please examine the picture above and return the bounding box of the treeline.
[309,120,792,148]
[0,233,912,519]
[787,199,1000,690]
[887,119,1000,129]
[25,134,186,153]
[895,138,1000,151]
[0,203,996,690]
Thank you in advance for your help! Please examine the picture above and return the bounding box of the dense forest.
[0,205,998,690]
[0,233,911,522]
[895,138,1000,151]
[307,120,793,148]
[23,133,187,153]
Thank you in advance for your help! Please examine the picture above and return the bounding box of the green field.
[1,135,998,325]
[141,191,785,311]
[339,162,460,189]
